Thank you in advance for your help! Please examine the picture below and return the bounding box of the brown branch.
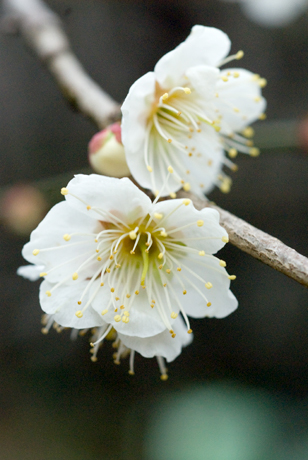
[179,192,308,288]
[3,0,308,288]
[2,0,121,128]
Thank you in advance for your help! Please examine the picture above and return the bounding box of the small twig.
[2,0,121,128]
[3,0,308,288]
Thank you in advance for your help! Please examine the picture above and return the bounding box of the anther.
[183,290,187,295]
[101,282,104,286]
[183,199,190,206]
[207,302,212,307]
[183,182,190,191]
[167,139,172,143]
[187,329,193,334]
[158,253,164,259]
[162,93,169,100]
[171,312,178,319]
[77,301,82,305]
[254,97,261,103]
[45,291,51,297]
[160,231,168,237]
[168,166,174,173]
[222,236,229,243]
[126,294,131,298]
[177,267,181,271]
[154,212,163,219]
[171,333,176,338]
[72,272,78,280]
[114,315,121,322]
[243,127,254,138]
[115,296,119,300]
[129,230,137,239]
[250,148,260,157]
[184,87,191,94]
[75,310,83,318]
[135,290,139,295]
[221,76,229,82]
[228,148,238,158]
[259,113,267,120]
[233,72,240,78]
[63,234,71,241]
[219,260,227,267]
[205,282,213,289]
[91,356,98,362]
[97,257,102,261]
[199,251,205,256]
[110,287,115,293]
[197,220,204,227]
[160,374,168,381]
[229,275,237,280]
[166,269,171,274]
[61,187,68,195]
[236,50,244,59]
[33,249,40,256]
[147,165,153,172]
[170,192,177,198]
[158,264,163,270]
[124,311,130,317]
[122,316,129,323]
[40,272,47,277]
[259,78,267,88]
[87,205,91,210]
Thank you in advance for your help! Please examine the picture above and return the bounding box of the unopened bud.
[88,122,130,177]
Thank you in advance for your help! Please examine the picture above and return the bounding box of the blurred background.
[1,0,308,458]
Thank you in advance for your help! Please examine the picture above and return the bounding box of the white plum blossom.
[21,174,237,373]
[121,25,266,197]
[222,0,308,27]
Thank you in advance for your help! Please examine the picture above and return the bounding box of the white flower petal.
[17,264,44,281]
[22,201,99,283]
[154,25,231,88]
[91,279,167,338]
[216,68,266,133]
[186,65,220,101]
[152,200,228,255]
[176,256,238,318]
[66,174,152,224]
[118,315,192,362]
[39,279,106,329]
[177,127,225,197]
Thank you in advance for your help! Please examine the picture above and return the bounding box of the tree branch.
[2,0,121,128]
[179,192,308,288]
[3,0,308,287]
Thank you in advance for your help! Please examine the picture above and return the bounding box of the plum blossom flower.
[21,174,237,368]
[222,0,308,27]
[121,25,266,197]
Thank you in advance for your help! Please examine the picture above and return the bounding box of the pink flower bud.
[88,122,130,177]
